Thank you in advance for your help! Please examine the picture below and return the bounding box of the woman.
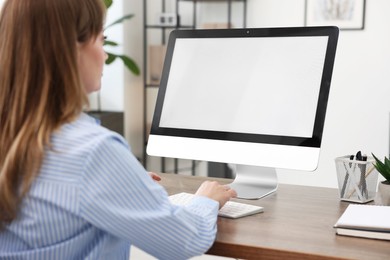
[0,0,236,259]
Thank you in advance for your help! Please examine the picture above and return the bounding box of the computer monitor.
[147,27,339,199]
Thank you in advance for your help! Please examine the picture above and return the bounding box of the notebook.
[334,204,390,240]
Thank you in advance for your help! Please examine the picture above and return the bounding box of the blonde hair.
[0,0,105,225]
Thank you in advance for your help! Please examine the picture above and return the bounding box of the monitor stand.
[228,164,278,200]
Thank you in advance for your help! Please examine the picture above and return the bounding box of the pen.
[361,154,368,199]
[355,151,368,200]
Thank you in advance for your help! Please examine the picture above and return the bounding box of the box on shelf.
[201,22,233,29]
[148,45,167,85]
[156,13,179,26]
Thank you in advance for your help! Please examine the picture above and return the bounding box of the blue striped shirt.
[0,113,219,260]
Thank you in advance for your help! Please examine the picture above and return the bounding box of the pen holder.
[335,156,379,203]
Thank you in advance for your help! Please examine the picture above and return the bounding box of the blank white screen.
[159,36,328,138]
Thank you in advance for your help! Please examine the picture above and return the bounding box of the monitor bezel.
[150,27,339,149]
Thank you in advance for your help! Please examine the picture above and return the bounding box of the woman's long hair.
[0,0,105,226]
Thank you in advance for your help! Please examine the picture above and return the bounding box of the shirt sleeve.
[79,133,219,260]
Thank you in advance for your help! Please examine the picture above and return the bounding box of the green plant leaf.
[372,153,390,182]
[102,0,139,76]
[105,52,140,75]
[105,14,134,30]
[103,0,112,8]
[118,55,140,75]
[381,170,390,181]
[385,157,390,169]
[372,153,383,165]
[376,163,387,175]
[105,53,116,64]
[104,40,118,46]
[382,161,390,181]
[372,154,386,171]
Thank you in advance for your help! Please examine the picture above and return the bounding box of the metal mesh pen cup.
[335,156,379,203]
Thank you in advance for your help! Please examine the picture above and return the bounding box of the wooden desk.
[160,173,390,260]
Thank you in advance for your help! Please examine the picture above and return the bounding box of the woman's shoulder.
[39,113,131,183]
[53,112,128,150]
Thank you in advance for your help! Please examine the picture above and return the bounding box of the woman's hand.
[149,172,161,182]
[195,181,237,209]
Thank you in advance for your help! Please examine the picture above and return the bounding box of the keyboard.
[169,192,264,219]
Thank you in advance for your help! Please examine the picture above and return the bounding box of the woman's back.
[0,114,133,259]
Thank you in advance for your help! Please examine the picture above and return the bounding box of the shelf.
[87,111,124,136]
[146,25,194,29]
[179,0,245,2]
[143,0,246,173]
[146,83,160,88]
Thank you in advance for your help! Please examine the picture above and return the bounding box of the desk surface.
[159,173,390,260]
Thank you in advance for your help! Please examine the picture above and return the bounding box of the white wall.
[91,0,126,111]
